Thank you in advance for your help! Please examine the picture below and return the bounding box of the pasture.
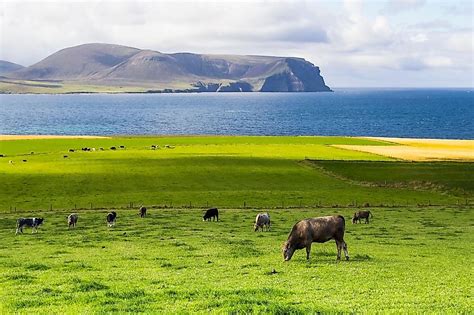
[0,206,472,313]
[0,136,472,211]
[0,136,473,313]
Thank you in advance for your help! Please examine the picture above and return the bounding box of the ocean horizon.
[1,88,472,139]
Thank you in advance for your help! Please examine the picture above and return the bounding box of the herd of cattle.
[14,207,373,261]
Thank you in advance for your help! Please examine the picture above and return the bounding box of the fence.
[4,198,472,214]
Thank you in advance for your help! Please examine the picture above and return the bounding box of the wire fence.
[4,198,472,214]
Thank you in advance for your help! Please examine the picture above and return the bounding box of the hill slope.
[5,43,331,93]
[0,60,24,75]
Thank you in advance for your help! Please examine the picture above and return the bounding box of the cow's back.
[307,216,345,242]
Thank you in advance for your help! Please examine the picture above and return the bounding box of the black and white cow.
[106,211,117,227]
[16,218,44,234]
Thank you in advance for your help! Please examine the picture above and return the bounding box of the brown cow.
[352,210,373,224]
[282,215,349,261]
[139,206,147,218]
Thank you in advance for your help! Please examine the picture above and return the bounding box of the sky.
[0,0,473,87]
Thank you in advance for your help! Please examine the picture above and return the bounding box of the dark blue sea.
[0,88,472,138]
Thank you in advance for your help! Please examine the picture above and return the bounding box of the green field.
[0,136,473,313]
[0,136,471,211]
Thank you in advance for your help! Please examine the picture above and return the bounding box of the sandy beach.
[0,135,110,141]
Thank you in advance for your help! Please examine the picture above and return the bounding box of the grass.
[0,206,472,313]
[0,136,473,313]
[311,160,474,197]
[0,136,470,211]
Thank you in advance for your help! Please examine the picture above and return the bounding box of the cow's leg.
[366,217,370,224]
[306,244,311,260]
[335,240,342,260]
[216,214,219,222]
[343,241,350,260]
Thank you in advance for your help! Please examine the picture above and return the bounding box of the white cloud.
[0,0,472,87]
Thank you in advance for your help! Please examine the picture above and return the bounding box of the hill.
[3,43,331,93]
[0,60,24,75]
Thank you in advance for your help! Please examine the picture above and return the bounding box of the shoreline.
[0,134,472,141]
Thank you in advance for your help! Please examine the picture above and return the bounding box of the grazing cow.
[0,154,4,157]
[151,145,156,150]
[99,147,104,151]
[63,155,68,158]
[119,145,125,149]
[282,215,349,261]
[22,160,27,162]
[16,218,44,234]
[67,213,79,228]
[139,206,147,218]
[30,152,34,155]
[106,211,117,227]
[9,160,14,164]
[69,149,75,152]
[352,210,373,224]
[203,208,219,221]
[91,148,96,151]
[110,146,116,150]
[254,212,271,231]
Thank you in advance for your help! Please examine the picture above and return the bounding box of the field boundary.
[301,159,473,201]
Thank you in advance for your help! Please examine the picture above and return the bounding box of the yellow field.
[334,137,474,161]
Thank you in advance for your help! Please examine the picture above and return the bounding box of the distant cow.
[352,210,373,224]
[203,208,219,221]
[0,154,4,157]
[119,145,125,149]
[99,147,104,151]
[106,211,117,227]
[22,159,27,162]
[69,149,75,152]
[110,147,116,150]
[254,212,271,231]
[139,206,147,218]
[67,213,79,228]
[63,155,68,158]
[283,215,349,261]
[16,218,44,234]
[9,160,14,164]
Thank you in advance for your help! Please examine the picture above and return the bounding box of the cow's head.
[282,242,295,261]
[352,213,358,224]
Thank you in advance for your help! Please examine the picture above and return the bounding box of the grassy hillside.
[0,206,472,313]
[0,136,471,212]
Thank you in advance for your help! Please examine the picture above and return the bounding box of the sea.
[0,88,472,139]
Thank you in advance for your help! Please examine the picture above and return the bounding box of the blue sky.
[1,0,472,87]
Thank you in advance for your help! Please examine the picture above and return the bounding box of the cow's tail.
[338,215,346,226]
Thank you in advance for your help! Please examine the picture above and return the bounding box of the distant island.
[0,43,331,94]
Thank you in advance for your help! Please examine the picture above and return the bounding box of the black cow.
[139,206,147,218]
[106,211,117,227]
[203,208,219,221]
[16,218,44,234]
